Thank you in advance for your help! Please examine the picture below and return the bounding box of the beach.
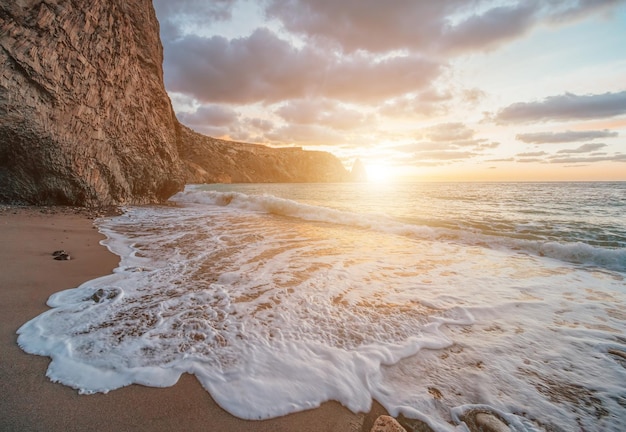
[3,182,625,432]
[0,206,386,432]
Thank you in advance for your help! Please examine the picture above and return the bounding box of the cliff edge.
[180,125,350,184]
[0,0,184,205]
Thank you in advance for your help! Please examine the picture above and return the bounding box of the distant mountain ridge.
[0,0,351,206]
[179,125,351,184]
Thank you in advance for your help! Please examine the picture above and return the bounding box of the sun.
[365,163,396,183]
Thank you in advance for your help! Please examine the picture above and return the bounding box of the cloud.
[265,0,621,54]
[323,55,442,103]
[395,142,457,152]
[177,104,239,128]
[406,148,483,167]
[391,122,498,165]
[154,0,236,20]
[440,2,537,53]
[264,124,345,145]
[394,122,482,153]
[488,157,515,162]
[462,87,487,105]
[512,143,618,163]
[517,151,548,157]
[494,91,626,123]
[478,141,500,150]
[245,118,275,132]
[517,157,546,163]
[163,29,319,104]
[379,88,452,117]
[275,99,371,130]
[548,154,626,164]
[275,99,332,124]
[163,28,441,105]
[265,0,447,54]
[516,129,618,143]
[420,122,475,141]
[413,150,479,161]
[556,143,608,154]
[153,0,237,39]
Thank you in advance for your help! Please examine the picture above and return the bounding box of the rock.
[474,413,511,432]
[0,0,185,206]
[90,287,120,302]
[53,251,70,260]
[463,411,511,432]
[350,158,368,182]
[371,415,407,432]
[396,414,435,432]
[179,125,351,184]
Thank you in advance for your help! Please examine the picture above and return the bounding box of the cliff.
[0,1,351,206]
[0,0,184,205]
[179,125,350,184]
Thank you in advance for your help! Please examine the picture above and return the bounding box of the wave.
[172,189,626,273]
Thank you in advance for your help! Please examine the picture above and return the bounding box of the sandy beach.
[0,206,387,432]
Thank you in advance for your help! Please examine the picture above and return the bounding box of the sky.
[153,0,626,182]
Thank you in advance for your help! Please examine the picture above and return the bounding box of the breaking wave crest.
[173,189,626,273]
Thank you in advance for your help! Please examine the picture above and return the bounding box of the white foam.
[173,189,626,272]
[17,187,626,430]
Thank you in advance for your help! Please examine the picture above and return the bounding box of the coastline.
[0,206,387,432]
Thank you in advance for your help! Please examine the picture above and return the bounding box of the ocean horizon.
[18,181,626,431]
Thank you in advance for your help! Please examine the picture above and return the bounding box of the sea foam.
[174,189,626,272]
[17,186,626,430]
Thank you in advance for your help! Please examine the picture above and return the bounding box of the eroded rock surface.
[0,0,184,205]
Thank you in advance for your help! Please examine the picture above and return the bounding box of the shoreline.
[0,206,388,432]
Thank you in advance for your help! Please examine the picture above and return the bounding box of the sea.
[18,181,626,431]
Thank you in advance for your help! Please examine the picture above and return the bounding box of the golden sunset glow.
[155,1,626,182]
[365,163,396,183]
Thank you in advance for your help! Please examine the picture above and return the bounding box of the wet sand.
[0,206,387,432]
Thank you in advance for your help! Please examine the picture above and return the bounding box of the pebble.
[464,411,511,432]
[52,250,71,260]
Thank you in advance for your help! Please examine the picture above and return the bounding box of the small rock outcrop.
[350,158,368,182]
[179,125,351,184]
[0,0,184,205]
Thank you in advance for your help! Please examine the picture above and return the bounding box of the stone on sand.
[371,415,407,432]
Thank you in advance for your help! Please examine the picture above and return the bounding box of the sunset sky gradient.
[153,0,626,181]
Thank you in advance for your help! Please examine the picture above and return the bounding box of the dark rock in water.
[90,287,120,303]
[0,0,185,206]
[90,289,106,302]
[52,250,70,260]
[462,410,511,432]
[397,414,435,432]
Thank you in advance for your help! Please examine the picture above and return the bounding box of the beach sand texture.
[0,207,387,432]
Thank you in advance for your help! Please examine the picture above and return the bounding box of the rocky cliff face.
[0,1,352,206]
[0,0,184,205]
[179,125,351,184]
